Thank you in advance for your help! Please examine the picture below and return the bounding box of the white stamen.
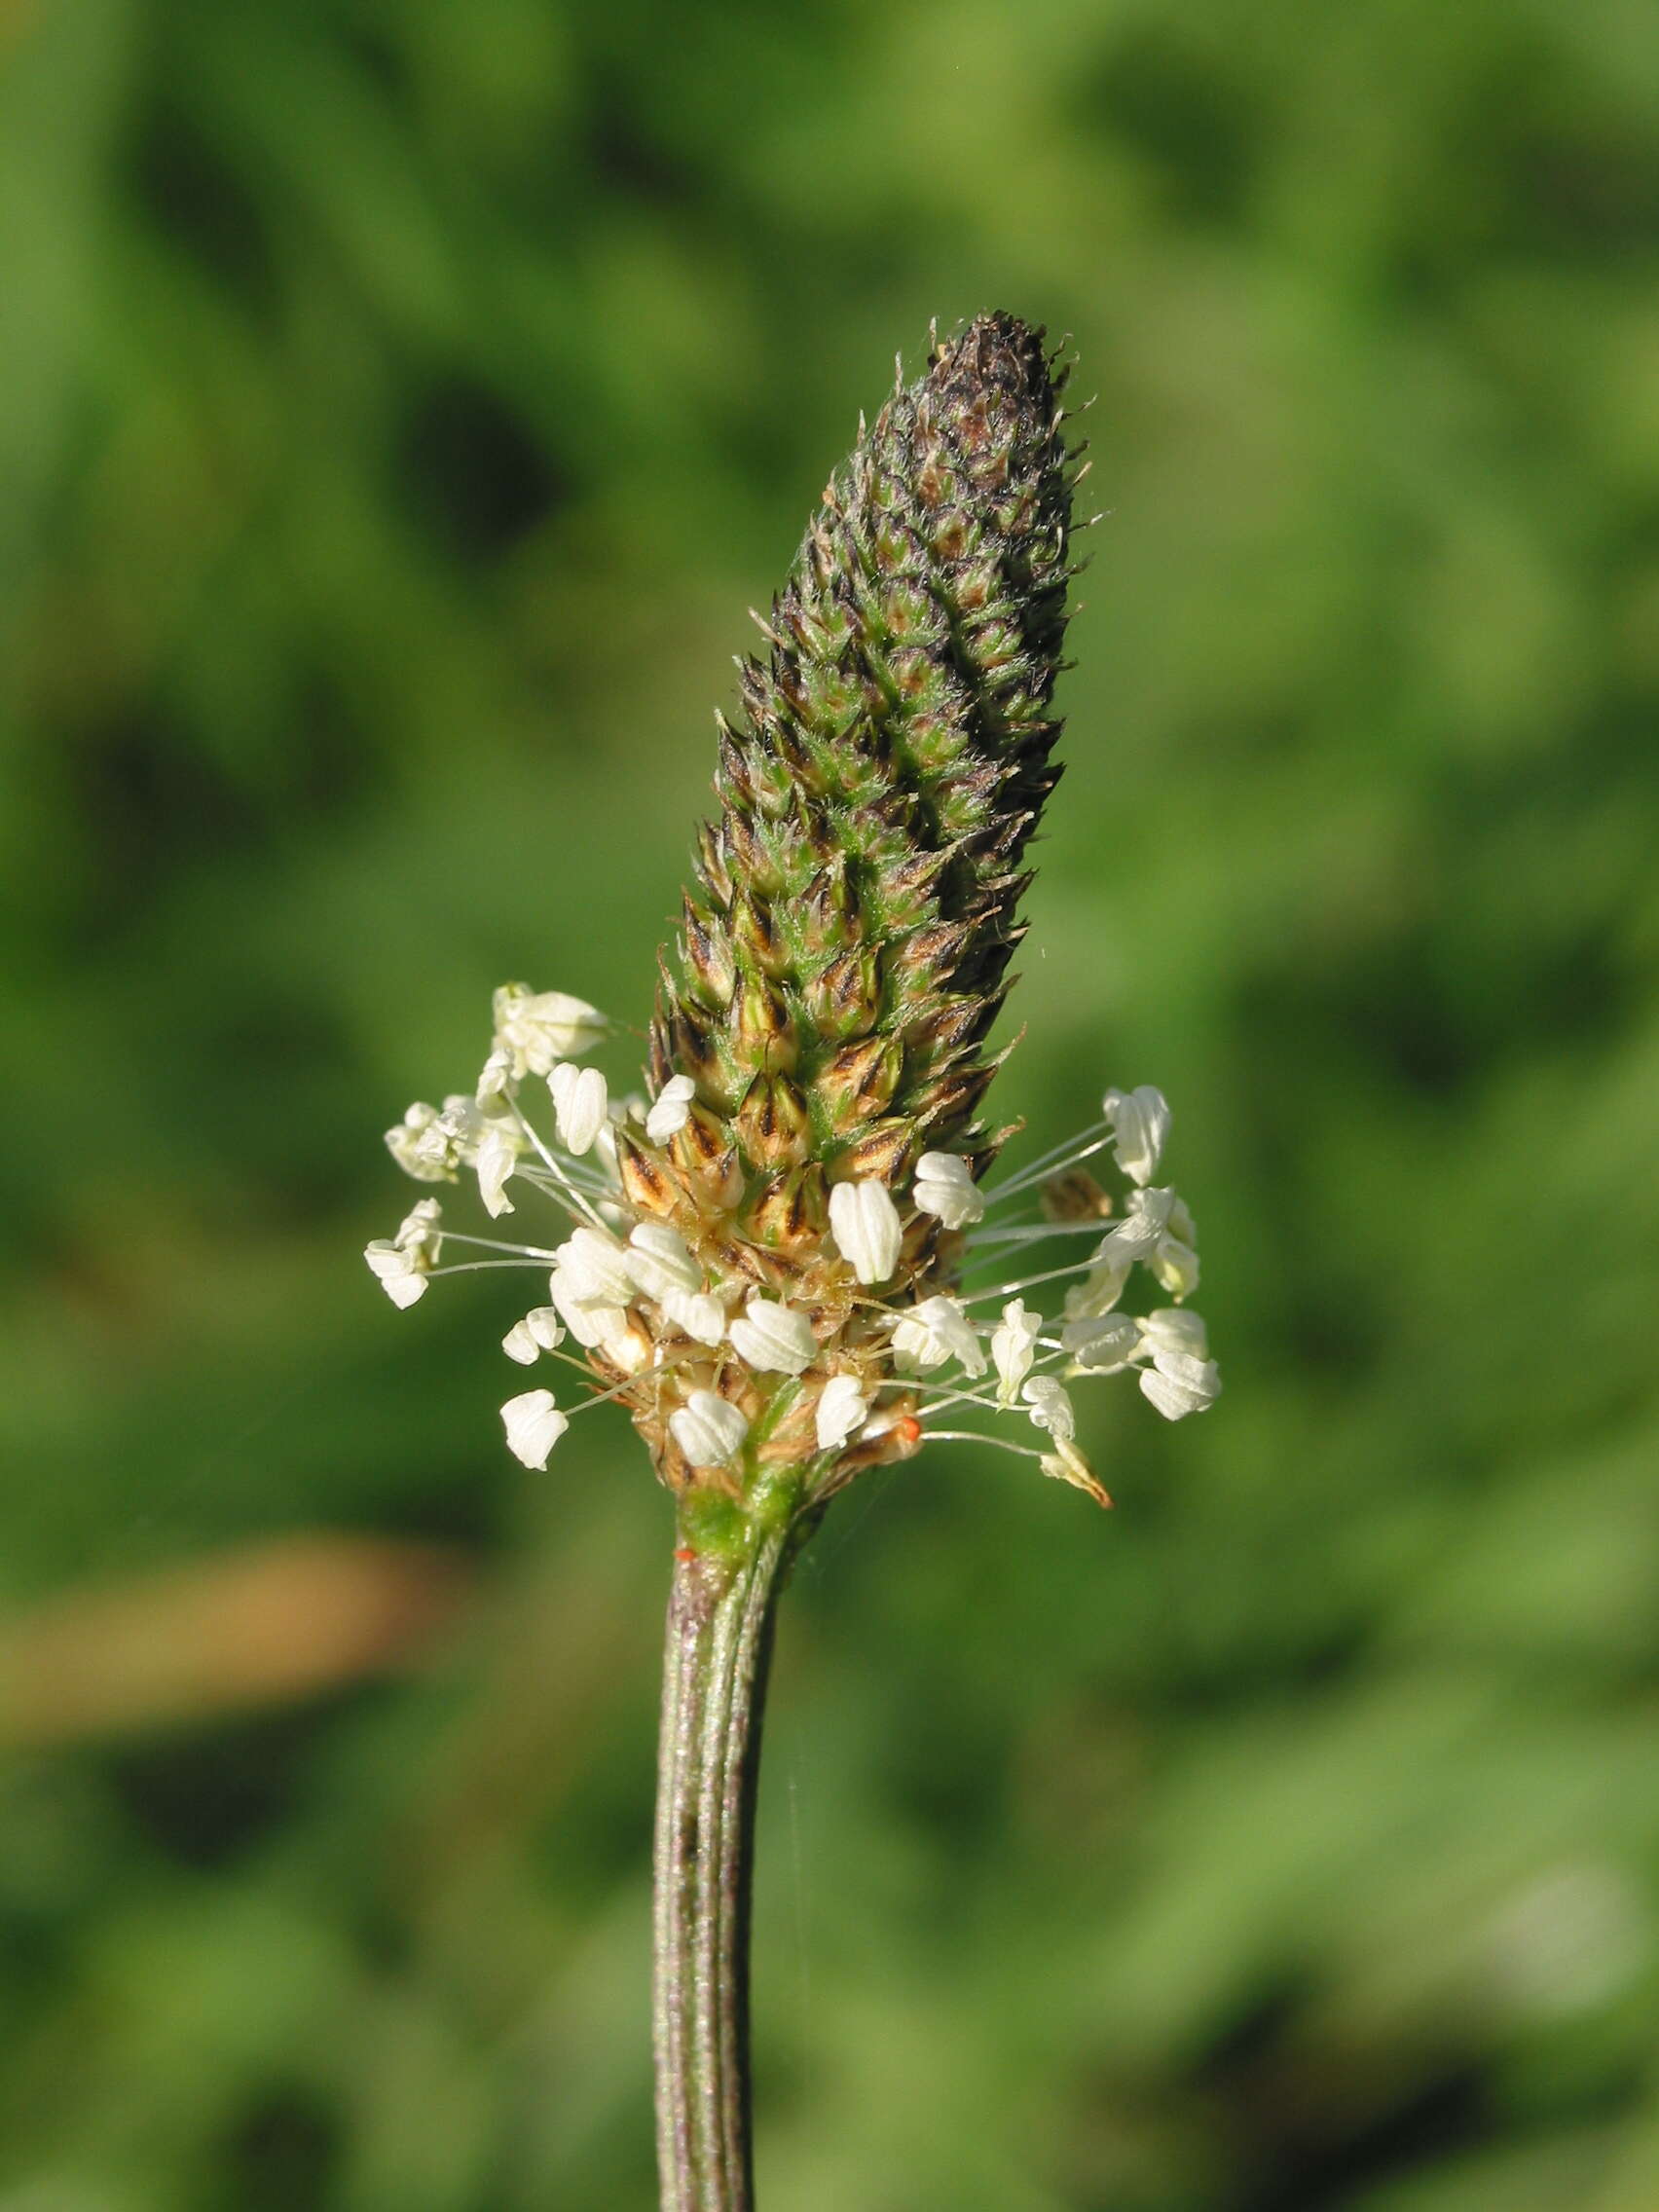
[991,1299,1042,1403]
[553,1227,634,1309]
[912,1151,985,1229]
[670,1390,749,1468]
[661,1288,726,1347]
[549,1062,609,1156]
[385,1102,449,1183]
[645,1074,696,1144]
[493,983,607,1076]
[1061,1312,1141,1372]
[548,1268,628,1348]
[476,1123,520,1219]
[501,1387,568,1468]
[502,1305,565,1365]
[363,1242,428,1308]
[1139,1352,1221,1420]
[625,1222,703,1302]
[363,1198,444,1308]
[729,1298,817,1377]
[1093,1186,1176,1262]
[1062,1254,1131,1322]
[1102,1086,1171,1187]
[829,1177,903,1285]
[1021,1376,1077,1444]
[815,1374,869,1452]
[892,1295,986,1377]
[475,1049,516,1116]
[1137,1309,1209,1363]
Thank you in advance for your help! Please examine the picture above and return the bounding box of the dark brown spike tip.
[929,311,1056,416]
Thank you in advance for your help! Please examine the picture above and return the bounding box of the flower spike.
[368,315,1218,1519]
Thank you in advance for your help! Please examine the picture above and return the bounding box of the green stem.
[652,1495,799,2211]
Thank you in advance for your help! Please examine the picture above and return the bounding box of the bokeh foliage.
[3,0,1658,2205]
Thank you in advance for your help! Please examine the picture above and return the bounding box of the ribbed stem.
[652,1512,794,2211]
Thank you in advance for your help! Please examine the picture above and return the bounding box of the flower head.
[367,317,1218,1516]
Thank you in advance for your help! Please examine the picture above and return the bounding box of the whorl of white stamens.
[375,1005,1220,1484]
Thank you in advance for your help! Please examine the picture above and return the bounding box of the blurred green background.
[3,0,1658,2205]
